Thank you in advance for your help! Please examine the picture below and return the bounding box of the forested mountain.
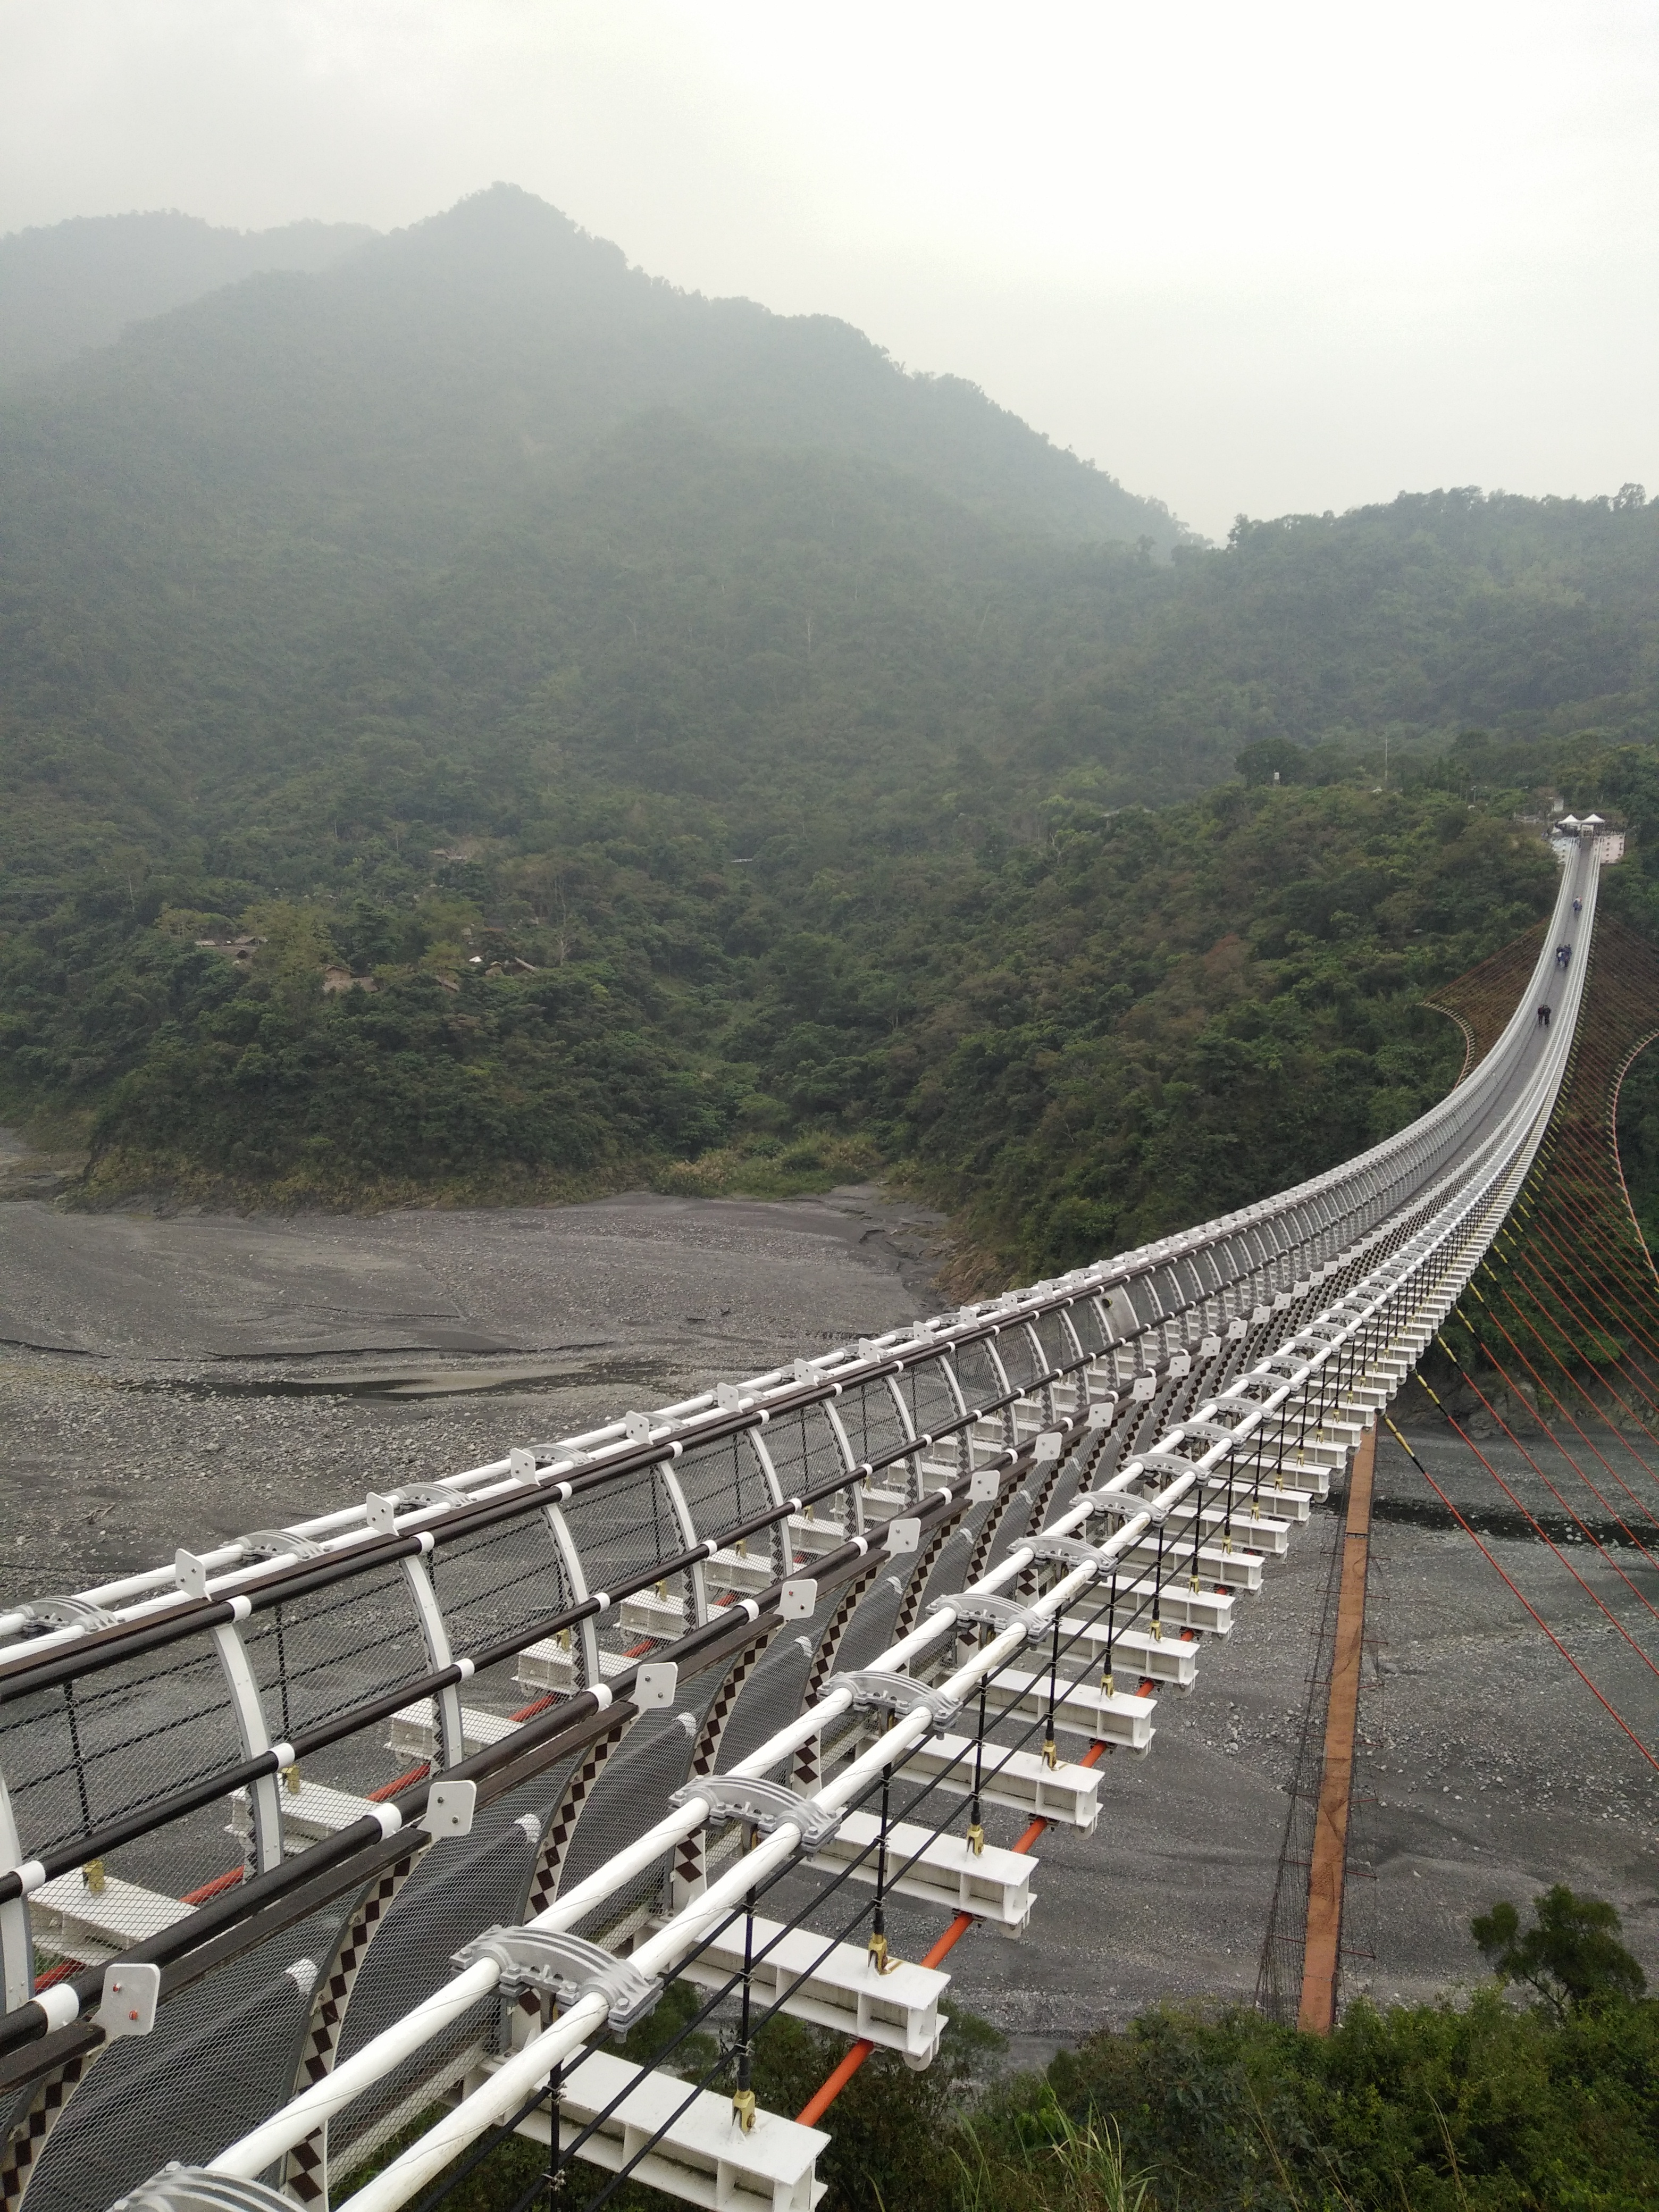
[3,182,1659,1269]
[0,211,376,388]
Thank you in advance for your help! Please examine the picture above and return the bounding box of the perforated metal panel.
[23,1914,339,2212]
[0,1636,242,1866]
[242,1567,431,1748]
[672,1433,776,1547]
[427,1515,574,1661]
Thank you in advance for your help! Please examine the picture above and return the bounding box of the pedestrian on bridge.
[1538,1004,1551,1029]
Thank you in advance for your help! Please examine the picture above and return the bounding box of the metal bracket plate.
[669,1775,843,1850]
[111,2171,295,2212]
[1076,1490,1139,1522]
[929,1591,1043,1639]
[391,1482,468,1512]
[239,1529,323,1562]
[17,1594,118,1633]
[1137,1449,1210,1486]
[821,1668,961,1728]
[451,1925,663,2032]
[1179,1419,1250,1448]
[1028,1534,1116,1571]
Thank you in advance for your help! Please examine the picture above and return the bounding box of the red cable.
[1503,1246,1659,1470]
[1412,1376,1659,1671]
[179,1866,247,1906]
[1521,1210,1659,1413]
[1513,1221,1659,1425]
[1535,1164,1659,1378]
[1382,1419,1659,1778]
[1485,1256,1659,1493]
[1504,1212,1659,1415]
[1452,1302,1659,1562]
[371,1762,431,1802]
[1465,1287,1659,1537]
[1431,1341,1659,1612]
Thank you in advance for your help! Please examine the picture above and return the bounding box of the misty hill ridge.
[0,210,376,388]
[7,184,1191,554]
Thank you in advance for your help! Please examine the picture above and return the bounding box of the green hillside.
[3,185,1659,1267]
[0,210,376,388]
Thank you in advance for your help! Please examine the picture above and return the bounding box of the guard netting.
[557,1469,685,1601]
[756,1403,850,1504]
[669,1433,776,1551]
[835,1379,910,1471]
[241,1565,432,1748]
[22,1897,354,2212]
[329,1773,586,2182]
[0,1632,242,1869]
[891,1351,966,1455]
[952,1339,1009,1426]
[426,1515,576,1669]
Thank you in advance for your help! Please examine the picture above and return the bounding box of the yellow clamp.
[731,2088,757,2134]
[966,1819,985,1857]
[867,1931,895,1975]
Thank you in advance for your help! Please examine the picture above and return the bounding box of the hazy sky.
[4,1,1656,539]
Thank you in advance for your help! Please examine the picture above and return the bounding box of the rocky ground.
[3,1151,1656,2070]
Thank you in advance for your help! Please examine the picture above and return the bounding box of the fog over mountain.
[0,208,376,387]
[1,186,1191,549]
[2,182,1658,1254]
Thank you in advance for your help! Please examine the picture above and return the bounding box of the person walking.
[1538,1004,1551,1029]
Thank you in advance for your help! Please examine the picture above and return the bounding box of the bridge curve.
[0,831,1615,2212]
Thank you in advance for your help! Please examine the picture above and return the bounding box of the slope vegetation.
[4,186,1659,1266]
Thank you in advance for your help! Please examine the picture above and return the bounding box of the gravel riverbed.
[3,1174,1656,2066]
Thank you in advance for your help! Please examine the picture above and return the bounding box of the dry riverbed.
[2,1163,1656,2064]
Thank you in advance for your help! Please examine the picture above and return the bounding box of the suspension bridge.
[2,815,1653,2212]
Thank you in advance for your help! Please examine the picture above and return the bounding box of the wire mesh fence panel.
[336,1798,547,2074]
[241,1565,433,1752]
[558,1708,716,1949]
[824,1577,906,1686]
[995,1325,1044,1398]
[1070,1298,1110,1357]
[1040,1456,1092,1530]
[296,1697,451,1804]
[427,1515,576,1687]
[329,1784,572,2174]
[710,1595,844,1775]
[759,1405,851,1501]
[951,1340,1006,1423]
[672,1434,776,1549]
[1028,1310,1075,1379]
[461,1646,577,1745]
[558,1469,682,1604]
[836,1380,910,1470]
[892,1352,965,1453]
[22,1905,344,2212]
[0,1632,243,1869]
[913,1515,993,1613]
[44,1797,253,1965]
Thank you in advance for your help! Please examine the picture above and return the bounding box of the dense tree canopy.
[4,189,1659,1267]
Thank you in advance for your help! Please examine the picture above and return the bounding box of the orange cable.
[795,1740,1110,2125]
